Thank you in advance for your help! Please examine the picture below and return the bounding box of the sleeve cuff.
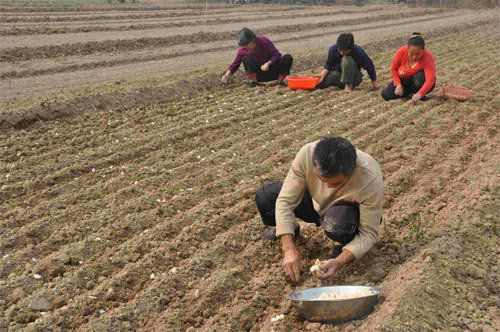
[275,222,296,237]
[342,245,363,260]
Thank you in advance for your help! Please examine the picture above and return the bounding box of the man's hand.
[260,62,271,72]
[371,80,380,90]
[411,93,422,103]
[315,259,342,280]
[314,249,355,280]
[281,234,300,282]
[395,84,404,96]
[221,71,231,83]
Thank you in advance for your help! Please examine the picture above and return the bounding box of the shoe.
[261,225,300,241]
[247,81,259,88]
[261,227,277,241]
[276,80,288,87]
[331,244,343,258]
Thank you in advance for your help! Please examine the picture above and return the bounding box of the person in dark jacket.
[221,28,293,87]
[317,33,378,92]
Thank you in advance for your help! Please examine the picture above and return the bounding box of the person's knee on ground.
[320,203,359,256]
[278,54,293,82]
[412,71,426,91]
[242,55,256,68]
[340,56,360,87]
[324,230,356,258]
[381,82,397,101]
[280,54,293,71]
[323,229,357,245]
[412,70,435,96]
[242,55,258,81]
[255,181,310,241]
[317,80,329,90]
[381,87,393,101]
[256,182,302,241]
[318,70,341,90]
[255,182,283,227]
[340,56,357,77]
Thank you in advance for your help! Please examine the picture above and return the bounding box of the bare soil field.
[1,8,443,49]
[0,3,497,103]
[0,7,393,35]
[0,1,499,332]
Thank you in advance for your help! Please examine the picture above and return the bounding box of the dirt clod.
[86,281,96,290]
[242,188,255,199]
[6,287,26,304]
[105,288,117,301]
[28,297,53,311]
[306,322,322,331]
[53,296,66,309]
[33,260,65,279]
[399,152,412,160]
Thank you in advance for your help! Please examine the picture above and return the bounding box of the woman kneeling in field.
[221,28,293,87]
[382,33,436,102]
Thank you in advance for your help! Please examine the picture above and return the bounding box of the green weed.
[405,213,428,245]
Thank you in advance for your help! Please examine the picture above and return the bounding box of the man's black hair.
[237,27,257,46]
[336,33,355,51]
[408,32,425,49]
[312,136,357,178]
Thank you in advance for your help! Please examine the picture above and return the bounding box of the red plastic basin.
[287,76,320,90]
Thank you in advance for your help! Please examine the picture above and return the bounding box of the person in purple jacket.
[317,33,379,92]
[221,28,293,87]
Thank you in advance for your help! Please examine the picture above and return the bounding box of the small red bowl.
[442,86,472,102]
[287,76,320,90]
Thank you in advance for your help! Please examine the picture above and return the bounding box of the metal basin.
[287,286,382,323]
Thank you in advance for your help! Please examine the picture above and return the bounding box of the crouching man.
[317,33,378,91]
[255,136,383,281]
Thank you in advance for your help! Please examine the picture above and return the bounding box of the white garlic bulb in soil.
[310,259,321,273]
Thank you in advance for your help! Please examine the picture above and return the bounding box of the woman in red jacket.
[382,33,436,102]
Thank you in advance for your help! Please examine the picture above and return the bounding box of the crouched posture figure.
[222,27,293,87]
[381,33,436,102]
[317,33,378,91]
[255,137,383,281]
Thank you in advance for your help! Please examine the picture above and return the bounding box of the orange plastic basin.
[287,76,320,90]
[442,86,472,102]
